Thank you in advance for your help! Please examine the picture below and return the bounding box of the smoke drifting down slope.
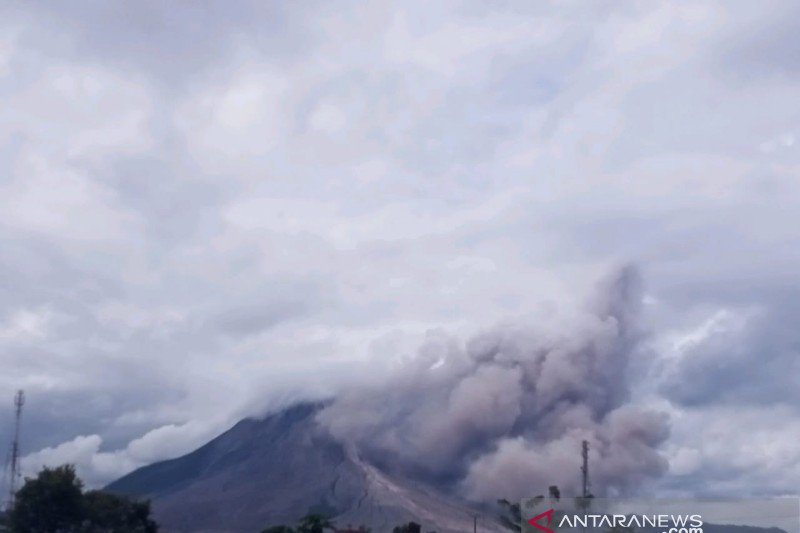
[317,266,669,501]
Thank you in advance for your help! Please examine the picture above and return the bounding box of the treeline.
[3,466,442,533]
[261,518,434,532]
[1,465,157,532]
[5,466,513,533]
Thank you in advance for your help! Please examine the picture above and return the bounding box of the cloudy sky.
[0,0,798,496]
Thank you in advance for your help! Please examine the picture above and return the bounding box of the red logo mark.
[527,508,555,533]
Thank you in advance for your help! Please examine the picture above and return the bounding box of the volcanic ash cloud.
[317,266,669,501]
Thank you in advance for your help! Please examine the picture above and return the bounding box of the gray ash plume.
[317,266,669,501]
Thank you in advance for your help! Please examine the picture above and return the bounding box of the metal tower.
[580,439,591,498]
[7,390,24,510]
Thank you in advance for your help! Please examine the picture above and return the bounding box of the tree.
[297,514,335,533]
[10,465,85,532]
[9,464,158,533]
[83,490,158,532]
[261,514,336,533]
[499,490,558,532]
[392,522,421,533]
[497,499,522,532]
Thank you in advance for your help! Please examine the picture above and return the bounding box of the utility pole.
[473,514,477,533]
[580,439,590,498]
[7,390,24,510]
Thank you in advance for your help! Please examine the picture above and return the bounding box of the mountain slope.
[107,403,503,533]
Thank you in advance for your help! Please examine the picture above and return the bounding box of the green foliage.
[297,514,335,533]
[9,464,158,533]
[262,513,335,533]
[392,522,421,533]
[83,490,158,532]
[261,527,296,533]
[10,465,85,533]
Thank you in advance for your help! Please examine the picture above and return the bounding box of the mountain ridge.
[107,402,504,533]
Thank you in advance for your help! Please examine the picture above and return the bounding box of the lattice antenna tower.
[7,390,24,510]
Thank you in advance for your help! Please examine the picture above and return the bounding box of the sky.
[0,0,799,497]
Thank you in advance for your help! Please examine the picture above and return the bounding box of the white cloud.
[21,418,229,488]
[659,404,800,496]
[0,307,52,342]
[175,64,291,173]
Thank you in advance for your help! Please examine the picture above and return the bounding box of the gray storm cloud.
[317,266,669,501]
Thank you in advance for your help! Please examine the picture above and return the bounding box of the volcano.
[107,403,505,533]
